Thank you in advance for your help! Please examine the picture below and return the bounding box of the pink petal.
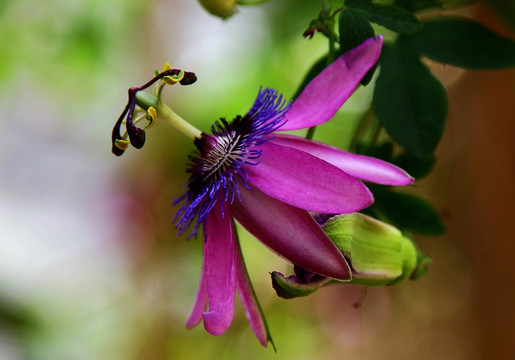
[271,134,414,186]
[202,202,237,336]
[280,36,384,131]
[185,252,208,329]
[234,238,272,348]
[231,185,352,281]
[245,142,373,214]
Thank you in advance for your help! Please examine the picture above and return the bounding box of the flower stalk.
[155,101,202,140]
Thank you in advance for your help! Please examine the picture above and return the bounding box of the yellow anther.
[145,107,157,129]
[162,62,172,71]
[114,139,130,150]
[163,70,185,85]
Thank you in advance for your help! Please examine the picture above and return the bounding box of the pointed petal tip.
[234,242,272,349]
[232,186,353,281]
[259,337,269,348]
[388,168,415,186]
[405,174,416,185]
[270,135,415,187]
[280,35,385,131]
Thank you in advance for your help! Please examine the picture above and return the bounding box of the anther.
[164,70,185,85]
[114,139,130,150]
[145,107,157,129]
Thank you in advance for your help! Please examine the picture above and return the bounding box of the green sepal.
[135,91,158,111]
[410,249,432,280]
[323,213,419,286]
[271,271,331,299]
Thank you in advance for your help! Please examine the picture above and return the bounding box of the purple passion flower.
[176,36,413,346]
[111,36,414,347]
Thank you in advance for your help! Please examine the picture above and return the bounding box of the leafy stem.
[306,1,338,141]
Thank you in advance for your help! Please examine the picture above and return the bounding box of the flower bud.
[271,213,430,299]
[198,0,237,19]
[322,213,428,286]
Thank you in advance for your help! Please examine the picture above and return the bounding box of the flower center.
[202,132,244,181]
[174,88,291,238]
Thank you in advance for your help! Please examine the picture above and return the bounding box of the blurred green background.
[0,0,513,359]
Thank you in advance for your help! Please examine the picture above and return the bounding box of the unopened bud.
[198,0,237,19]
[322,213,426,286]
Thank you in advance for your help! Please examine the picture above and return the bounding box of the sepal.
[271,265,332,299]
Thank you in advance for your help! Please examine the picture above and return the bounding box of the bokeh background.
[0,0,513,359]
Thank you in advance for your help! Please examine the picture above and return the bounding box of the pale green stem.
[156,102,202,140]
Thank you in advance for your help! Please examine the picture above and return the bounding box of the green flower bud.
[322,213,429,286]
[198,0,237,19]
[270,213,430,299]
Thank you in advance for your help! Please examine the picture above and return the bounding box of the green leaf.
[373,42,448,157]
[356,141,394,162]
[393,152,435,179]
[345,0,422,34]
[400,17,515,69]
[370,187,446,236]
[395,0,442,13]
[338,9,376,85]
[339,8,375,53]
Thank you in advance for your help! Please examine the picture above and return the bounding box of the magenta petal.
[202,202,237,336]
[234,239,271,348]
[185,254,208,329]
[231,185,351,280]
[245,142,373,214]
[280,36,383,131]
[271,134,414,185]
